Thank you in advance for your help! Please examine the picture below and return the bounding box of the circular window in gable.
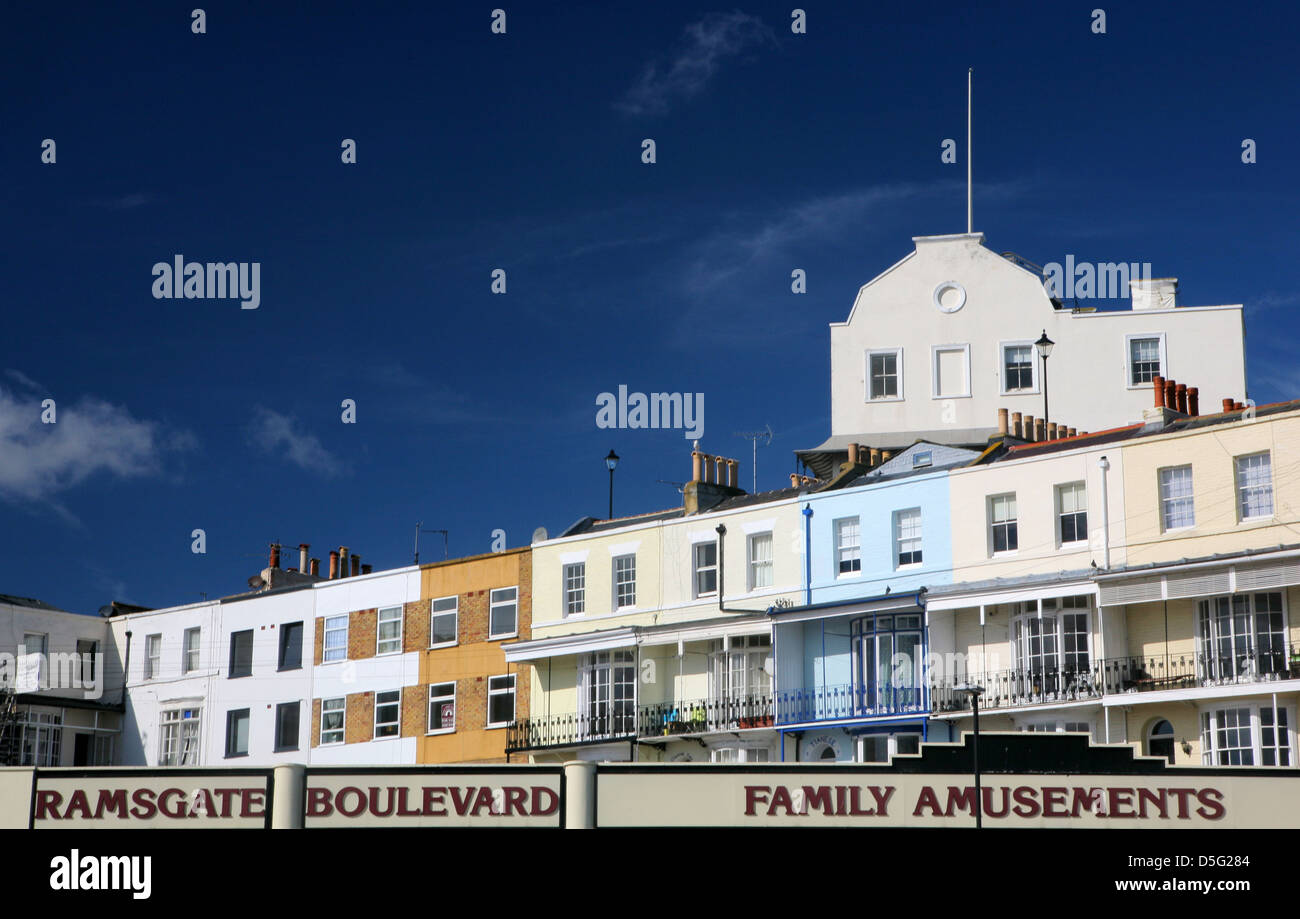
[933,281,967,314]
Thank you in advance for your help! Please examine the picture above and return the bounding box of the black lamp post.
[605,449,619,519]
[953,683,985,828]
[1035,330,1055,429]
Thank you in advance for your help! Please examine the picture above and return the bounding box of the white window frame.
[1009,598,1093,676]
[77,638,98,685]
[563,563,586,617]
[323,615,348,663]
[23,632,47,656]
[747,532,774,591]
[894,508,922,569]
[373,689,401,740]
[18,710,62,766]
[709,744,772,763]
[376,606,403,655]
[486,674,516,728]
[489,586,518,640]
[145,633,161,680]
[865,347,904,402]
[1125,332,1167,389]
[182,627,201,673]
[320,697,345,745]
[159,707,201,765]
[612,554,637,610]
[1056,481,1088,547]
[988,493,1019,556]
[857,732,922,763]
[427,682,456,735]
[998,340,1039,396]
[1235,452,1274,521]
[693,541,719,598]
[1200,703,1294,767]
[429,596,458,648]
[224,708,250,759]
[930,343,971,399]
[834,517,861,576]
[1158,465,1195,531]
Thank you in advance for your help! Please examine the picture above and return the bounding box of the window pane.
[1237,453,1273,519]
[1130,338,1161,384]
[1004,345,1033,391]
[1160,466,1195,529]
[490,588,518,636]
[279,622,303,670]
[229,630,253,678]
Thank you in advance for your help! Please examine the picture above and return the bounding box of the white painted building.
[0,594,123,766]
[798,232,1247,476]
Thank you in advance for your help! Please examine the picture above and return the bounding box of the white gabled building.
[798,232,1247,477]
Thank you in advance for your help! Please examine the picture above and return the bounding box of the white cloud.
[247,407,346,476]
[0,386,188,509]
[616,11,776,115]
[5,369,44,391]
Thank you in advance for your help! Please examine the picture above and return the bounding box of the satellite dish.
[532,527,548,544]
[248,575,265,590]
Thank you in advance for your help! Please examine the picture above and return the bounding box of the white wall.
[829,233,1246,443]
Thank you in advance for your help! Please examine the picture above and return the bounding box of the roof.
[925,568,1097,598]
[0,594,69,613]
[1094,542,1300,579]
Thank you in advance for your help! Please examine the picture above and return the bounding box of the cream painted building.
[799,232,1247,477]
[926,402,1300,769]
[504,453,807,763]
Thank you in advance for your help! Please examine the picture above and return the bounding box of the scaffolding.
[0,688,18,765]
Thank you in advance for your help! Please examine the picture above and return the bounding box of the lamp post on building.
[605,449,620,519]
[1035,330,1055,430]
[953,683,985,829]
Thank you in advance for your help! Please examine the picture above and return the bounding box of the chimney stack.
[692,449,703,482]
[997,408,1009,436]
[1011,412,1023,439]
[310,557,321,577]
[299,543,310,572]
[1222,398,1234,413]
[790,473,800,487]
[1047,422,1058,440]
[351,554,361,577]
[1024,415,1036,442]
[1164,379,1176,410]
[328,551,339,579]
[1153,375,1165,408]
[1175,383,1188,414]
[361,563,372,575]
[1188,387,1199,417]
[269,543,282,569]
[1035,419,1046,442]
[339,546,350,578]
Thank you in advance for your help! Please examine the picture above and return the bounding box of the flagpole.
[967,68,973,234]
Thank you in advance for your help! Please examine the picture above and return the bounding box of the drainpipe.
[714,524,776,614]
[1097,455,1111,570]
[802,504,813,606]
[120,630,133,708]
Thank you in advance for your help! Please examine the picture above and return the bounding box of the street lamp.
[1035,330,1055,430]
[953,683,985,829]
[605,449,620,519]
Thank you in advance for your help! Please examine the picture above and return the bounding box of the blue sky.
[3,1,1298,614]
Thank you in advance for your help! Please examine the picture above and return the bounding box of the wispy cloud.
[5,368,45,391]
[616,11,776,116]
[1246,290,1300,316]
[247,407,346,476]
[0,385,192,518]
[86,193,156,210]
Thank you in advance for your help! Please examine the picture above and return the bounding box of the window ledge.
[428,641,459,650]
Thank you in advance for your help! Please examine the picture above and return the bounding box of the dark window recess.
[229,630,254,678]
[275,702,300,751]
[279,622,303,670]
[225,709,250,758]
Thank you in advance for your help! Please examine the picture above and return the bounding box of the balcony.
[932,663,1104,714]
[505,692,775,754]
[929,645,1300,715]
[774,682,926,725]
[1102,644,1300,694]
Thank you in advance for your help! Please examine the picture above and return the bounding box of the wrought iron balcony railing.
[505,691,775,753]
[774,681,926,725]
[1102,644,1300,694]
[931,662,1104,714]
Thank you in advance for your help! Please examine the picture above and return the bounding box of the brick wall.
[401,685,422,737]
[404,599,430,651]
[313,617,323,666]
[348,608,377,661]
[345,691,373,743]
[310,698,321,748]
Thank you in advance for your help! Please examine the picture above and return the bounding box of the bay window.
[580,650,636,738]
[1201,703,1292,766]
[852,613,924,713]
[1197,592,1286,680]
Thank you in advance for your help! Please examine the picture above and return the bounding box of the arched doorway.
[1147,719,1176,764]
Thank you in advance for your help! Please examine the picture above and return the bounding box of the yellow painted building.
[416,548,532,764]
